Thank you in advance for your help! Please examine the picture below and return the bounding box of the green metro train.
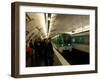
[52,32,89,53]
[52,33,72,52]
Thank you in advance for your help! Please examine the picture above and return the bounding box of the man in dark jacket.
[34,38,42,66]
[44,38,54,66]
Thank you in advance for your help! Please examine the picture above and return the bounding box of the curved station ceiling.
[26,12,89,41]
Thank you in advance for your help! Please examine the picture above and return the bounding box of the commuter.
[44,39,49,66]
[40,39,46,63]
[29,39,35,66]
[26,46,33,67]
[47,38,54,66]
[44,38,54,66]
[34,38,42,66]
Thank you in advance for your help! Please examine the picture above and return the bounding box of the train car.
[72,31,89,53]
[53,31,89,53]
[52,33,72,53]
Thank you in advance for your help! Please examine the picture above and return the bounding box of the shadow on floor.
[61,48,89,65]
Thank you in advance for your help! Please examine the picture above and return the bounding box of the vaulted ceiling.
[26,13,89,40]
[49,14,89,38]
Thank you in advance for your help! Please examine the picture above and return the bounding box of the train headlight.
[68,44,70,46]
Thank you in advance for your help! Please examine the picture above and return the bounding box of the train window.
[72,35,89,44]
[83,35,89,44]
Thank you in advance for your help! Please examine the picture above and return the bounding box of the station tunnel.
[26,12,89,67]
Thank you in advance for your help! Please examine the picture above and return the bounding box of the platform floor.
[26,48,89,67]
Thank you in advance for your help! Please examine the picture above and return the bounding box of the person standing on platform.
[44,38,54,66]
[34,38,42,66]
[26,44,33,67]
[47,38,54,66]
